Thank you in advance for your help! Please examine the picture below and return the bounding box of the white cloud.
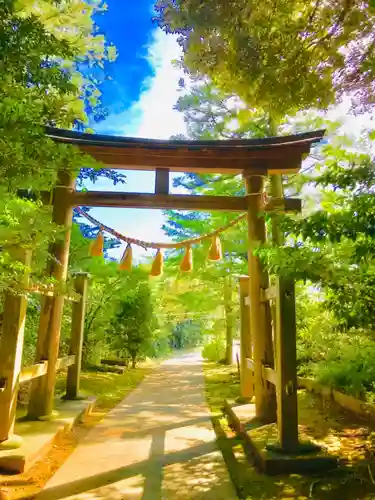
[90,31,189,264]
[127,29,187,139]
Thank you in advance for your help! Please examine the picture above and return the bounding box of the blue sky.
[93,1,155,126]
[84,1,187,261]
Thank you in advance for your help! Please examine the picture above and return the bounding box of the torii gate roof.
[46,127,325,175]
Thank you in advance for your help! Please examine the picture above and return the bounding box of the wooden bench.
[99,359,127,374]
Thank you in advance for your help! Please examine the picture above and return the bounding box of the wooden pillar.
[223,276,233,365]
[271,175,299,451]
[275,277,299,451]
[155,168,170,195]
[239,276,253,400]
[65,273,89,400]
[244,173,276,423]
[27,170,74,420]
[0,249,31,447]
[269,177,281,358]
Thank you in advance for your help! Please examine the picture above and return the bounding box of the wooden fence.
[241,360,375,423]
[239,274,299,453]
[0,249,88,446]
[298,377,375,421]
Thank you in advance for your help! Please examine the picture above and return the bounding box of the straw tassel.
[90,231,104,257]
[150,249,163,277]
[180,245,193,272]
[208,235,222,261]
[119,244,132,271]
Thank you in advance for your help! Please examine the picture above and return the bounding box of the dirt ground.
[204,363,375,500]
[0,406,105,499]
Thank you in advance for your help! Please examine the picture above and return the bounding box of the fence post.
[0,249,31,448]
[27,170,74,420]
[238,276,253,400]
[224,276,234,365]
[65,273,89,400]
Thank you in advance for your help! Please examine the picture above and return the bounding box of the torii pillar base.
[225,401,337,475]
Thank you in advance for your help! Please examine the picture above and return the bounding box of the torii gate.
[0,127,324,460]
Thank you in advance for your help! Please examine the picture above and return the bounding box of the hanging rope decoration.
[180,245,193,272]
[76,207,248,276]
[119,244,132,271]
[89,230,104,257]
[150,249,163,277]
[208,235,222,261]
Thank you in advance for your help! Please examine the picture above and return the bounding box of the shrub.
[202,337,226,362]
[307,332,375,401]
[296,287,375,401]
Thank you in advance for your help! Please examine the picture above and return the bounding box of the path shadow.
[81,415,211,444]
[33,438,222,500]
[19,353,236,500]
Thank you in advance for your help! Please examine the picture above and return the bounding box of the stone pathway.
[37,352,237,500]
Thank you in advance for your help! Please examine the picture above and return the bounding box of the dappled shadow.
[94,415,210,441]
[33,438,224,499]
[227,390,375,467]
[162,450,234,499]
[28,352,235,500]
[78,359,209,448]
[298,390,375,466]
[205,361,375,499]
[209,415,313,499]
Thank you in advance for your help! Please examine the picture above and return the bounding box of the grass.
[16,364,152,421]
[203,361,375,500]
[55,363,152,411]
[204,362,240,414]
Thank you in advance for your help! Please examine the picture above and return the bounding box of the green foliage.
[110,280,155,368]
[170,320,202,349]
[296,290,375,402]
[81,261,151,366]
[165,66,375,403]
[20,225,162,369]
[265,136,375,398]
[156,0,375,115]
[311,337,375,401]
[0,0,115,296]
[0,0,100,188]
[172,82,273,140]
[202,337,225,362]
[259,138,375,330]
